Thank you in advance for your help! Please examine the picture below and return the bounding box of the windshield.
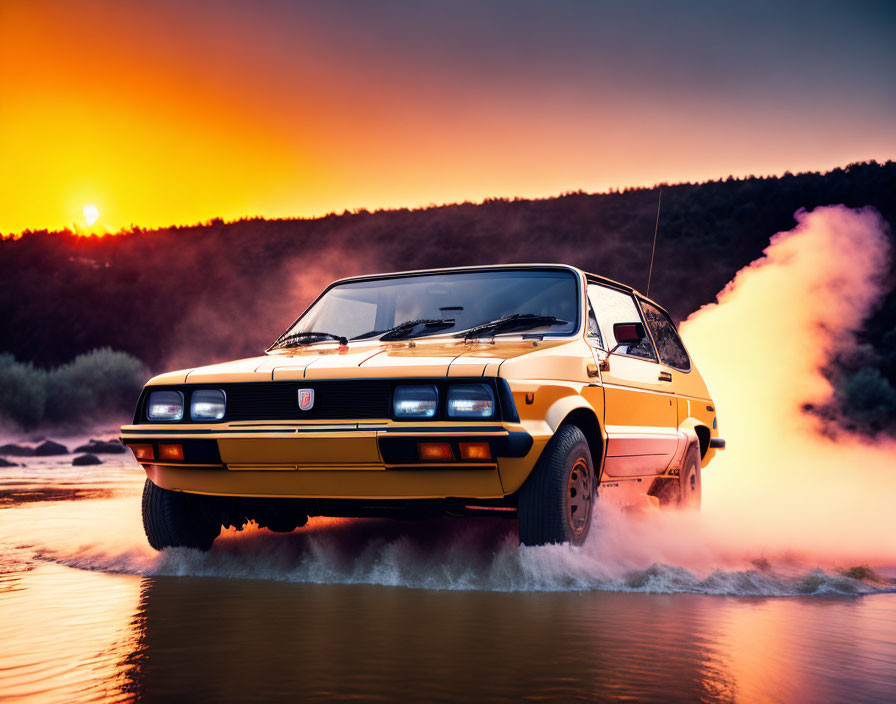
[272,268,580,346]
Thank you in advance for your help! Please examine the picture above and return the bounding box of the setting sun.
[83,204,99,226]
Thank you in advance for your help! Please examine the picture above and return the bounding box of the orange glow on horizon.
[2,3,894,235]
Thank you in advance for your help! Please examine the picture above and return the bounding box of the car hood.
[146,338,577,385]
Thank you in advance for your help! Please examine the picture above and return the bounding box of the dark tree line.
[2,160,894,432]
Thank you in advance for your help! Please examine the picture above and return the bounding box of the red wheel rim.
[566,457,592,537]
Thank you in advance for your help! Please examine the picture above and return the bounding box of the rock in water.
[73,439,126,454]
[34,440,69,456]
[0,443,34,456]
[0,457,18,467]
[72,453,102,466]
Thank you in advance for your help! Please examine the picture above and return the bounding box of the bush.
[0,353,47,428]
[836,367,896,432]
[0,349,147,428]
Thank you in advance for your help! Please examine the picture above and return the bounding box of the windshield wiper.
[455,314,568,340]
[270,331,348,350]
[354,318,456,342]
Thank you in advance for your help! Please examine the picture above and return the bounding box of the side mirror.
[596,322,647,373]
[613,322,645,345]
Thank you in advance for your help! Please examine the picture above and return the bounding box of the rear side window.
[639,301,691,371]
[586,284,656,361]
[586,300,604,348]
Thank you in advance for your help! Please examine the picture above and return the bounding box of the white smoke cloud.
[682,205,896,562]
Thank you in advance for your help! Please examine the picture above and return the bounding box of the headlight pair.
[393,383,495,419]
[147,389,226,421]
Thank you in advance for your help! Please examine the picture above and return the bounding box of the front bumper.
[120,422,538,500]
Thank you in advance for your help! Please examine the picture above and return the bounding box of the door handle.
[658,371,672,382]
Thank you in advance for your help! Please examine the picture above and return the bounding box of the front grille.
[134,377,517,424]
[222,381,391,421]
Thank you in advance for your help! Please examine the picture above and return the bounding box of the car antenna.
[646,187,662,298]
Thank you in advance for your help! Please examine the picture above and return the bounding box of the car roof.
[327,263,672,317]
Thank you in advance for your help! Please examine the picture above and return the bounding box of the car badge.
[298,388,315,411]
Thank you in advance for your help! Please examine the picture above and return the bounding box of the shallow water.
[1,457,895,703]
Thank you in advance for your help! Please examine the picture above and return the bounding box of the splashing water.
[6,496,889,597]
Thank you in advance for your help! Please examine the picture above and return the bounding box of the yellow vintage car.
[121,265,724,550]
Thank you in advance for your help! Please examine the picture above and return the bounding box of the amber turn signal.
[417,442,453,461]
[459,442,492,460]
[129,444,154,461]
[158,444,184,461]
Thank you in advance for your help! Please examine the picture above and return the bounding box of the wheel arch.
[543,397,604,478]
[677,416,711,458]
[694,425,711,458]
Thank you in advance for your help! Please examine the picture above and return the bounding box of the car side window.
[586,284,657,361]
[586,299,604,348]
[639,300,691,371]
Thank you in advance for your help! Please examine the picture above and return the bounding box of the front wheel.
[518,425,595,546]
[142,479,221,551]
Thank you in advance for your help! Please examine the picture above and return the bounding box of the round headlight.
[147,390,184,421]
[394,385,439,418]
[191,389,226,421]
[447,384,495,418]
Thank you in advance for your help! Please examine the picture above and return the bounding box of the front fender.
[678,416,715,467]
[544,394,594,432]
[668,426,700,474]
[498,383,602,495]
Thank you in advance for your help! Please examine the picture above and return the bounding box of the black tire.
[142,479,221,551]
[518,424,596,546]
[655,443,702,509]
[264,515,309,533]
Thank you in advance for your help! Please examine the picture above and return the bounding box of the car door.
[586,283,678,478]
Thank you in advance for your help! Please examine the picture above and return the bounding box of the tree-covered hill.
[2,160,895,431]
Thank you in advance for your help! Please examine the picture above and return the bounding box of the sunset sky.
[1,0,894,234]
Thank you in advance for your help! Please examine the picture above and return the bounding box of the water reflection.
[118,576,896,703]
[715,596,896,702]
[124,577,726,702]
[0,486,117,505]
[0,564,142,704]
[1,546,894,703]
